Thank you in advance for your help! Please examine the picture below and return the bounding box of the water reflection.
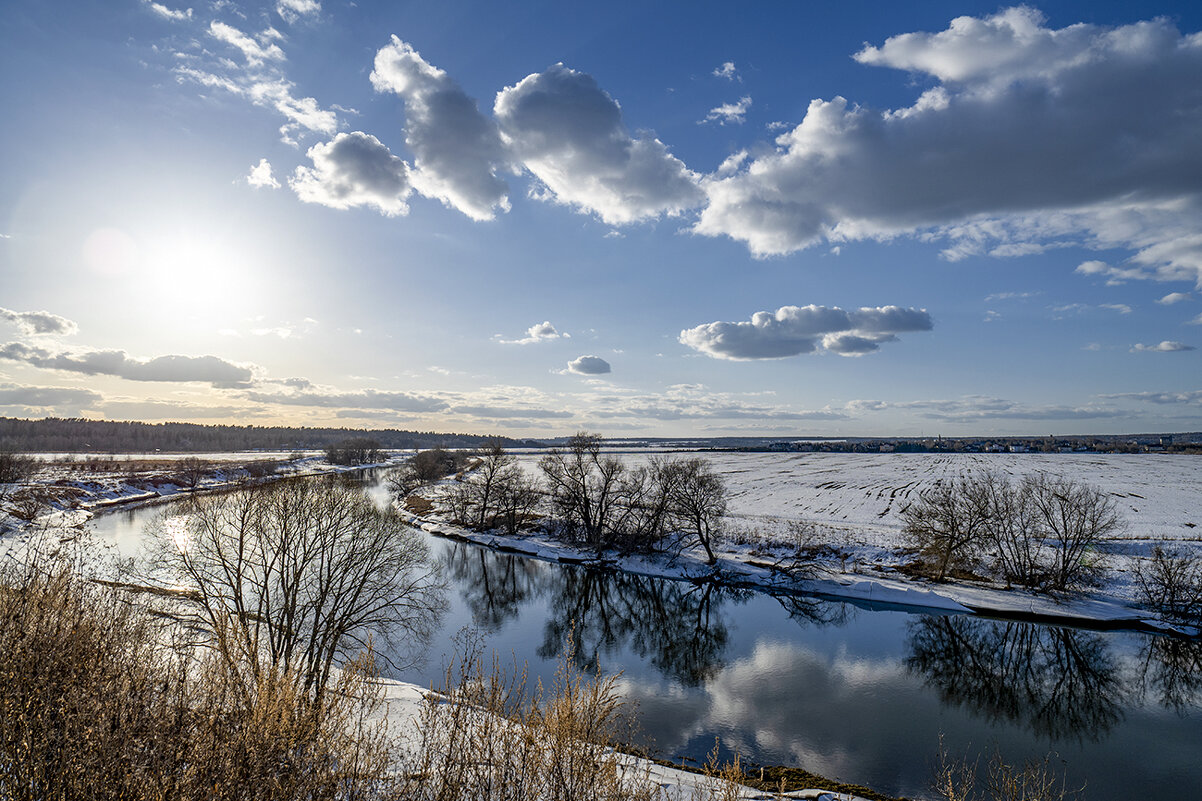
[1139,636,1202,713]
[442,543,857,688]
[906,615,1126,742]
[442,546,546,632]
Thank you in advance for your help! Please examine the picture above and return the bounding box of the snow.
[437,451,1202,631]
[370,676,870,800]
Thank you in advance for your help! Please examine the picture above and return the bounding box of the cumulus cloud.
[1131,341,1196,352]
[692,7,1202,275]
[1158,292,1193,305]
[680,304,932,360]
[495,64,704,224]
[0,384,102,409]
[246,158,280,189]
[566,355,611,375]
[0,308,78,336]
[245,388,447,412]
[143,1,192,21]
[291,132,412,215]
[276,0,319,24]
[703,96,751,125]
[497,321,567,345]
[371,38,510,220]
[712,61,739,81]
[0,343,254,387]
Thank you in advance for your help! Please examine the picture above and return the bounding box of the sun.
[138,225,265,316]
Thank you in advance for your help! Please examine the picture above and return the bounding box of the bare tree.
[668,458,728,564]
[176,456,208,490]
[539,433,626,546]
[388,447,468,496]
[152,479,446,704]
[325,437,383,466]
[1024,473,1121,591]
[454,441,518,530]
[1134,546,1202,624]
[901,476,991,581]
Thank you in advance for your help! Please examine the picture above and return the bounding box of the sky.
[2,0,1202,438]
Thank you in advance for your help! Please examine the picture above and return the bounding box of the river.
[87,471,1202,800]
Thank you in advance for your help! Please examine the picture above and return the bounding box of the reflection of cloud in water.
[618,639,928,790]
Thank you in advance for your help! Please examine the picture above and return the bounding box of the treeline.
[402,434,730,564]
[0,416,531,453]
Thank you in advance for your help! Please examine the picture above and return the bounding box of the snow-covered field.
[517,451,1201,547]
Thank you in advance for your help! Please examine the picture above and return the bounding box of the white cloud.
[1100,303,1132,315]
[0,384,102,409]
[984,290,1040,302]
[171,20,338,146]
[246,157,280,189]
[370,38,510,220]
[702,96,751,125]
[1131,341,1196,353]
[245,387,447,413]
[0,342,254,387]
[0,307,79,336]
[692,8,1202,277]
[680,304,932,360]
[853,395,1126,422]
[291,131,412,216]
[712,62,739,81]
[495,64,704,225]
[498,321,568,345]
[208,21,285,68]
[566,355,611,375]
[1157,292,1193,305]
[276,0,319,24]
[1103,390,1202,404]
[143,1,192,22]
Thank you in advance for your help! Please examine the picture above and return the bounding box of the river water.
[87,473,1202,801]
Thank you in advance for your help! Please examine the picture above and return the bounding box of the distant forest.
[0,417,536,453]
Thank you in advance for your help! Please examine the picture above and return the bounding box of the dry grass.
[404,635,661,801]
[0,543,400,801]
[931,739,1083,801]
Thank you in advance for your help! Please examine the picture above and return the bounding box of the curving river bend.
[89,473,1202,801]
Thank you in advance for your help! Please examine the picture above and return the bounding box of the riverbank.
[406,511,1196,638]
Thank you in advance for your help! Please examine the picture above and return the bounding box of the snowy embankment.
[372,677,870,801]
[0,453,406,536]
[425,451,1202,635]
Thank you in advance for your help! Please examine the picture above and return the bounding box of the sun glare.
[162,514,193,553]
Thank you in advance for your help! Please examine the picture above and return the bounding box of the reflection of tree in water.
[906,615,1125,742]
[442,544,549,632]
[1139,636,1202,714]
[443,543,858,688]
[771,591,854,628]
[539,569,754,687]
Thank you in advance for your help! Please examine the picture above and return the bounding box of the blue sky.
[2,0,1202,437]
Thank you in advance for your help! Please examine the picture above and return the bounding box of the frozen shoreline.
[408,512,1197,637]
